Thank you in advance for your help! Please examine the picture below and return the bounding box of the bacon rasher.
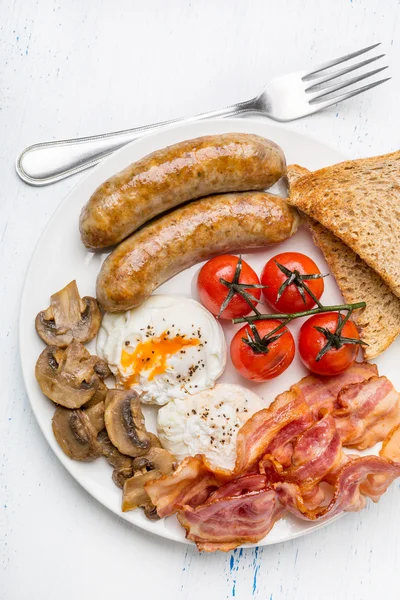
[145,456,222,518]
[333,376,400,450]
[260,413,345,491]
[234,390,312,473]
[275,455,400,520]
[294,362,378,417]
[177,475,283,552]
[144,363,400,551]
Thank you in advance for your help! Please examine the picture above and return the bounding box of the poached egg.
[157,383,265,471]
[97,295,226,405]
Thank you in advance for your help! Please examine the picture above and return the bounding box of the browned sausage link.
[80,134,286,249]
[96,192,299,312]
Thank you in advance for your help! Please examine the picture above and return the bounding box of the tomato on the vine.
[197,255,262,320]
[230,320,295,382]
[298,312,362,376]
[261,252,325,313]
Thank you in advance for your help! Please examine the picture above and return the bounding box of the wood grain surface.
[1,1,399,598]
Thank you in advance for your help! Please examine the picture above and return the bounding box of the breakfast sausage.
[80,134,286,249]
[96,192,299,312]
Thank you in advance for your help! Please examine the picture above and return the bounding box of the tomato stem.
[313,310,368,361]
[218,255,267,318]
[232,301,366,325]
[242,322,285,354]
[274,261,327,309]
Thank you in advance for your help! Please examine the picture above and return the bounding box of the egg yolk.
[120,330,200,386]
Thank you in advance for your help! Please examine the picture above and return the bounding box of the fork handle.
[16,99,258,186]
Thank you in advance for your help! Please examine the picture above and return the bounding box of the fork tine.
[304,54,385,89]
[309,67,389,103]
[310,77,391,111]
[303,43,381,80]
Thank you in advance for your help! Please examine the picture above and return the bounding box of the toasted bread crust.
[286,152,400,298]
[287,164,400,360]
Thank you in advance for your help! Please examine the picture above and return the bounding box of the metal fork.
[16,43,389,186]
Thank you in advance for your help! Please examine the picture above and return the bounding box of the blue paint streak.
[227,547,245,598]
[229,549,239,598]
[252,547,260,595]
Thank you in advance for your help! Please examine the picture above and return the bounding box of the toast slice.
[287,165,400,360]
[286,152,400,299]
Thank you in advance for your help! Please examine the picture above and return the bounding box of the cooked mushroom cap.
[122,445,174,516]
[113,467,136,490]
[84,380,108,407]
[97,429,133,489]
[85,401,105,434]
[146,433,162,449]
[122,471,161,514]
[104,389,151,457]
[52,406,103,461]
[35,340,111,409]
[132,447,175,476]
[35,280,101,347]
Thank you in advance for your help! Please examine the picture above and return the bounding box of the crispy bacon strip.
[236,364,375,475]
[380,423,400,462]
[177,475,283,552]
[146,363,399,550]
[206,473,267,501]
[261,413,345,490]
[359,424,400,499]
[302,485,326,510]
[145,456,223,518]
[234,390,311,473]
[275,455,400,521]
[294,362,378,417]
[264,408,314,468]
[333,376,400,450]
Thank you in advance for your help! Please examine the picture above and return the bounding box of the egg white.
[97,295,227,406]
[157,383,265,471]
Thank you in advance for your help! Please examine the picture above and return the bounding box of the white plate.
[19,118,400,548]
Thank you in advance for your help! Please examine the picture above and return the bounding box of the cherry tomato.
[230,320,295,382]
[261,252,324,313]
[298,312,361,376]
[197,255,261,320]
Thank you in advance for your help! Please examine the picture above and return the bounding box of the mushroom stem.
[35,280,102,347]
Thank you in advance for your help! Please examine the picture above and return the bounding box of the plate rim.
[19,116,351,547]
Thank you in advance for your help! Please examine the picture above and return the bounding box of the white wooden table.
[1,1,399,598]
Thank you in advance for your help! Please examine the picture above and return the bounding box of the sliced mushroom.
[146,433,162,449]
[84,380,108,407]
[85,401,106,433]
[97,429,134,489]
[122,471,161,516]
[52,406,103,461]
[35,280,101,347]
[35,340,111,408]
[122,445,175,517]
[113,466,135,489]
[132,447,175,476]
[104,389,151,457]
